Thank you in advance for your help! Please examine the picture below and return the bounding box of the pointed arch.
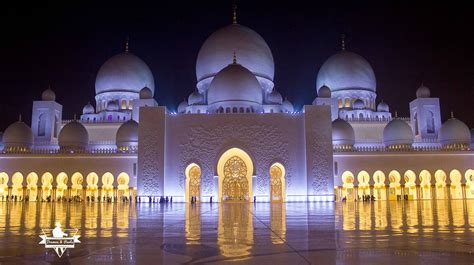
[419,170,432,199]
[11,172,24,199]
[341,171,355,201]
[185,163,201,203]
[26,172,38,201]
[270,162,286,202]
[388,170,402,199]
[434,170,447,199]
[217,147,253,202]
[56,172,68,199]
[357,170,370,198]
[404,170,417,200]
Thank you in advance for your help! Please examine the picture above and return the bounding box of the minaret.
[31,85,63,146]
[125,35,129,53]
[232,4,238,24]
[409,83,441,139]
[341,33,346,51]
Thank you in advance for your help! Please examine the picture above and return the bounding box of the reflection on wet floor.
[0,200,473,264]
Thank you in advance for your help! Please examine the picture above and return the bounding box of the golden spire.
[233,51,237,64]
[341,34,346,51]
[232,4,237,24]
[125,35,129,53]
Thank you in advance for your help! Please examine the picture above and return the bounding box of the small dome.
[116,120,138,148]
[58,120,89,150]
[177,100,188,113]
[42,86,56,101]
[438,118,470,146]
[82,102,95,115]
[95,52,155,96]
[188,90,204,105]
[383,119,414,147]
[353,99,365,109]
[318,85,331,98]
[377,101,389,112]
[267,90,283,104]
[316,51,376,94]
[106,101,119,111]
[282,98,294,113]
[416,84,431,98]
[139,86,153,99]
[196,23,274,92]
[332,118,355,146]
[207,63,263,106]
[2,121,34,149]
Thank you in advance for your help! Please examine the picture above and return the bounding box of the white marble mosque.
[0,14,473,204]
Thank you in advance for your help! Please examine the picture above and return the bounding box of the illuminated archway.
[434,170,447,199]
[101,172,114,201]
[404,170,417,200]
[0,172,9,201]
[11,172,24,200]
[269,163,286,202]
[185,163,201,203]
[26,172,38,201]
[341,171,355,201]
[86,172,99,200]
[217,148,253,202]
[56,172,68,200]
[357,171,370,199]
[464,169,474,199]
[41,172,54,201]
[117,172,130,200]
[388,170,401,200]
[373,170,386,200]
[71,172,83,200]
[419,170,432,200]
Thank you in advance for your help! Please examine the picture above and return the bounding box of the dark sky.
[0,1,473,131]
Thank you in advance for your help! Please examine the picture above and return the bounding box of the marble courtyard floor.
[0,200,473,264]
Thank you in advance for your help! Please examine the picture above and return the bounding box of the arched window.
[121,100,127,109]
[414,112,419,135]
[54,115,59,137]
[344,98,350,108]
[226,107,230,113]
[38,113,46,136]
[232,107,237,113]
[359,113,364,119]
[427,111,435,133]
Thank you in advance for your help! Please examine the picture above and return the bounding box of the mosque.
[0,11,473,203]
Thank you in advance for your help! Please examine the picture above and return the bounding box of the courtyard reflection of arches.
[217,148,253,202]
[269,163,285,202]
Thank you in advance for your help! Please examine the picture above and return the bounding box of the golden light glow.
[185,163,201,203]
[270,163,286,202]
[217,148,253,202]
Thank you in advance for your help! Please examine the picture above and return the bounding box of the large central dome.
[196,24,274,92]
[95,52,155,96]
[316,51,376,94]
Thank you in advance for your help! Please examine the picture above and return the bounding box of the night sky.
[0,1,473,131]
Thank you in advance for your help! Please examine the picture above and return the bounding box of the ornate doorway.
[217,148,254,202]
[270,163,285,202]
[186,164,201,203]
[222,156,249,201]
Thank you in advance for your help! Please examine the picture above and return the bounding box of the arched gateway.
[217,148,253,202]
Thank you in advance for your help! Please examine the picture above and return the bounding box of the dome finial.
[341,33,346,51]
[125,35,129,53]
[233,51,237,64]
[232,3,237,24]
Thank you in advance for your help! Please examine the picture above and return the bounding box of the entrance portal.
[217,148,253,202]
